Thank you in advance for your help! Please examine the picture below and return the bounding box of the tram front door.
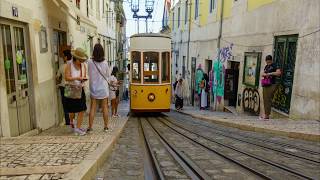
[0,21,34,136]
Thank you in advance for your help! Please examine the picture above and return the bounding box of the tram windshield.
[131,51,141,83]
[143,52,159,83]
[162,52,170,83]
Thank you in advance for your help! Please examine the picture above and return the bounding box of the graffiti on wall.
[272,84,287,109]
[243,88,260,114]
[195,64,204,95]
[219,44,234,63]
[211,44,233,103]
[212,60,225,103]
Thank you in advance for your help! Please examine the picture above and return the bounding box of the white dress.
[88,59,110,99]
[201,89,207,108]
[109,75,118,100]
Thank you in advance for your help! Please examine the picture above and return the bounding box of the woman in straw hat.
[65,48,88,136]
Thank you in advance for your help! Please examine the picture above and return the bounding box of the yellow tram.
[130,33,171,112]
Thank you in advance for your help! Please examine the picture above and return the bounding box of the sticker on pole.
[5,58,11,70]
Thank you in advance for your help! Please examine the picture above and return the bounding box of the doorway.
[52,30,67,124]
[272,35,298,114]
[205,59,212,107]
[0,21,34,136]
[224,61,240,107]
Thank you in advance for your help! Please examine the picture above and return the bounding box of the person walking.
[174,78,184,111]
[203,73,210,109]
[260,55,281,120]
[110,67,121,118]
[56,48,71,125]
[64,48,88,135]
[87,44,110,132]
[200,76,208,110]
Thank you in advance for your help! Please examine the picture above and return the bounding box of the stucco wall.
[171,0,320,120]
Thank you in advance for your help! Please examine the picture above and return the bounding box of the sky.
[123,0,165,38]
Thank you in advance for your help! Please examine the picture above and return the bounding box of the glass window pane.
[162,52,170,82]
[1,25,16,94]
[143,52,159,83]
[131,51,141,83]
[14,27,28,90]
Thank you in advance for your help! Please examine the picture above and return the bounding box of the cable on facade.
[298,28,320,38]
[219,28,320,48]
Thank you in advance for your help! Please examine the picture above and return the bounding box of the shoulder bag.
[64,64,84,99]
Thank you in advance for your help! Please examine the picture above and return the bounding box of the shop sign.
[12,6,18,17]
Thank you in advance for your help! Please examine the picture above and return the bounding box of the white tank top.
[70,62,83,85]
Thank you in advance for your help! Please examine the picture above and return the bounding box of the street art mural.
[195,64,204,103]
[243,88,260,114]
[212,60,225,103]
[210,44,233,104]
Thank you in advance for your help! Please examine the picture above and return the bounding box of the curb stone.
[174,110,320,142]
[62,118,129,180]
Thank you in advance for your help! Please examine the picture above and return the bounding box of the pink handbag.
[261,77,272,87]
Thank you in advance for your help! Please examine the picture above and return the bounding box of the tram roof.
[130,33,171,39]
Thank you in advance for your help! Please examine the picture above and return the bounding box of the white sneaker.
[74,128,86,136]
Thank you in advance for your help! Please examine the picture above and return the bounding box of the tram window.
[131,51,141,83]
[162,52,170,83]
[143,52,159,83]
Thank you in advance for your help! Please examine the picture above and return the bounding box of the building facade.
[169,0,320,120]
[0,0,125,137]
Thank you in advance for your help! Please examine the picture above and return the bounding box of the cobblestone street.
[95,118,144,180]
[94,112,320,180]
[0,104,129,179]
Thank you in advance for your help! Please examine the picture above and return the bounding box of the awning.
[53,0,97,29]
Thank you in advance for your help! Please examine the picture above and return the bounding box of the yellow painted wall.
[247,0,275,11]
[199,0,209,26]
[217,0,232,19]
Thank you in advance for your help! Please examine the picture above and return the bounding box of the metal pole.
[137,18,140,34]
[214,0,224,111]
[146,18,148,33]
[186,0,192,105]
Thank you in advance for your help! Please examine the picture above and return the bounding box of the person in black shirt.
[260,55,281,120]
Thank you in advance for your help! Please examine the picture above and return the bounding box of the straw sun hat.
[71,48,88,61]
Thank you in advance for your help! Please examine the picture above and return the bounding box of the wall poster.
[243,52,261,87]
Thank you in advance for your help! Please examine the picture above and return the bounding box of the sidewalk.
[0,102,129,180]
[171,105,320,142]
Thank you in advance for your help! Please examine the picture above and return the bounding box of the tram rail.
[156,116,317,180]
[140,117,208,179]
[167,112,320,156]
[161,116,320,164]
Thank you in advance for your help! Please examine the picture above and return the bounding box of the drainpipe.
[214,0,224,111]
[186,0,192,105]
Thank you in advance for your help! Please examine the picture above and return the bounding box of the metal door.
[1,23,33,136]
[272,35,298,114]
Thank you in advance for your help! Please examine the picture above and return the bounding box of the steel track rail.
[163,116,320,164]
[170,112,320,155]
[149,118,272,180]
[138,118,164,180]
[145,117,211,180]
[158,117,316,180]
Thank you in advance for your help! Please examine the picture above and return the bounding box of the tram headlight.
[148,93,155,102]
